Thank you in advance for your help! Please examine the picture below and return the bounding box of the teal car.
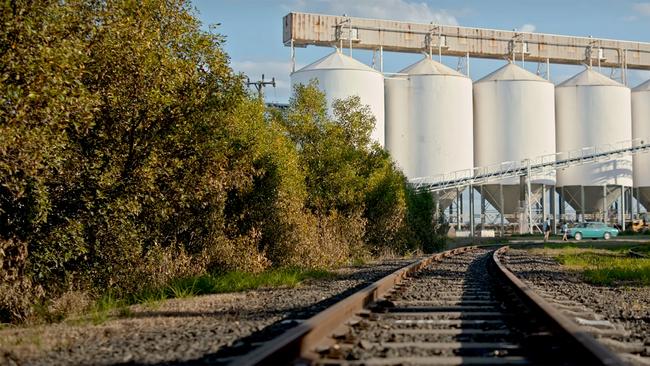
[566,222,619,240]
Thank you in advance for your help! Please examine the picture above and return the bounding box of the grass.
[90,291,129,324]
[177,268,336,294]
[81,267,336,324]
[532,244,650,286]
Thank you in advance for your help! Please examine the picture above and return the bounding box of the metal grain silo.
[555,68,633,221]
[384,76,411,176]
[385,57,473,209]
[403,58,473,182]
[473,62,556,224]
[291,50,385,146]
[633,79,650,211]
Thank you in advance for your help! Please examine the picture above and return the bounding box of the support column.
[469,185,475,238]
[621,185,626,231]
[542,184,547,222]
[460,189,464,231]
[456,187,460,230]
[449,197,453,216]
[580,186,585,223]
[637,187,642,218]
[550,185,557,235]
[480,185,486,231]
[557,187,567,221]
[526,165,533,234]
[603,185,608,223]
[500,184,505,237]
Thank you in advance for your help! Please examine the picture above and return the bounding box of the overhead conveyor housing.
[283,12,650,72]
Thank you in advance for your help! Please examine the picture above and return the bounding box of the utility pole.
[246,74,276,100]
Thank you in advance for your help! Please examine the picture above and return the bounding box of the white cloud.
[231,60,304,102]
[283,0,460,25]
[518,23,536,33]
[633,2,650,16]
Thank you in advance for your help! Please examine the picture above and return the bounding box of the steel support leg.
[470,185,475,238]
[480,185,486,231]
[500,185,505,237]
[526,166,533,234]
[557,187,567,221]
[580,186,585,223]
[603,185,608,223]
[460,189,464,231]
[550,185,556,235]
[637,187,642,218]
[621,185,626,231]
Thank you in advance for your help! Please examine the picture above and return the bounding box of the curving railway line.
[234,246,636,366]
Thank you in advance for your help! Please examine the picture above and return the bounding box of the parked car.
[566,222,619,240]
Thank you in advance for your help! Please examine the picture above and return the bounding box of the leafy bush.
[0,1,445,324]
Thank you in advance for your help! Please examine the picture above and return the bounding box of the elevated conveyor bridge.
[410,138,650,193]
[408,139,650,235]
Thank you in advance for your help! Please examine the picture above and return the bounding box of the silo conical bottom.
[558,185,624,214]
[479,184,544,222]
[434,189,458,211]
[634,187,650,211]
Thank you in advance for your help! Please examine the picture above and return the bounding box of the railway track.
[236,246,626,365]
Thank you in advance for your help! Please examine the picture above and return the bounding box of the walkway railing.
[410,138,650,193]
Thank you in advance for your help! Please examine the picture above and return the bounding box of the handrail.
[410,138,650,193]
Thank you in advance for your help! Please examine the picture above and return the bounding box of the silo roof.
[633,78,650,91]
[294,50,378,73]
[475,62,548,83]
[557,68,625,87]
[398,57,465,77]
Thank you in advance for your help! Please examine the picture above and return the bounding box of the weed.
[166,278,199,299]
[547,248,650,286]
[60,267,339,325]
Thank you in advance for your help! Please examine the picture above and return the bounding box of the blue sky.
[192,0,650,102]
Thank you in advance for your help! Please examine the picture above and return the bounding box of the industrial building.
[286,12,650,235]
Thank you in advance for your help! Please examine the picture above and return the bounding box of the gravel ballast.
[0,258,415,366]
[502,248,650,364]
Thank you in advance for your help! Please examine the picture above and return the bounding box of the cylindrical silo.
[556,68,633,221]
[291,50,385,146]
[633,79,650,211]
[384,76,411,175]
[385,57,473,209]
[473,62,556,224]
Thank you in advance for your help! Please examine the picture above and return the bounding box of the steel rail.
[236,245,628,365]
[234,246,476,366]
[492,246,626,366]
